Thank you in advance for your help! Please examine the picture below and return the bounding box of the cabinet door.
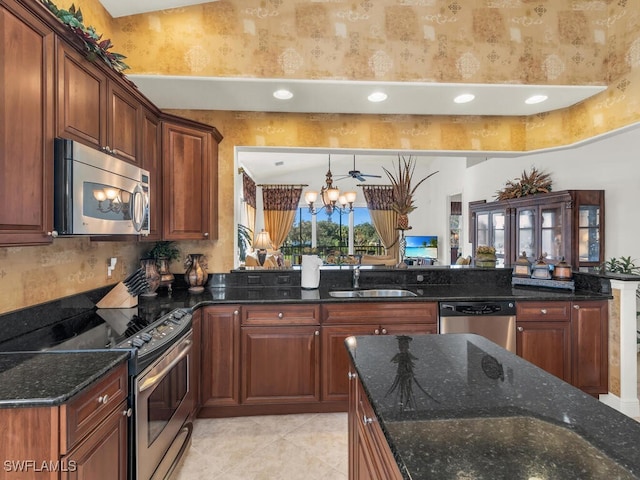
[322,325,378,403]
[241,326,320,404]
[571,301,608,395]
[140,108,162,241]
[540,202,567,263]
[516,321,571,382]
[190,309,202,417]
[162,121,212,240]
[107,82,139,164]
[516,207,537,260]
[0,1,54,245]
[56,40,107,149]
[61,400,128,480]
[201,306,241,407]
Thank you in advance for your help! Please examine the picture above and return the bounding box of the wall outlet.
[107,257,117,279]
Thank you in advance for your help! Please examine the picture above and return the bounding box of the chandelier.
[304,155,356,215]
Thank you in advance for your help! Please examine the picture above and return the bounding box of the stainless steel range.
[0,306,194,480]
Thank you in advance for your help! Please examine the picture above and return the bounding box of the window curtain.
[362,185,399,260]
[262,185,303,250]
[242,171,256,241]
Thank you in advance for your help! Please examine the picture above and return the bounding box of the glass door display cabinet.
[470,190,604,269]
[469,200,511,267]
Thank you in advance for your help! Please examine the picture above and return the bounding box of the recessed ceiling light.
[368,91,388,103]
[273,89,293,100]
[454,93,475,104]
[525,94,548,105]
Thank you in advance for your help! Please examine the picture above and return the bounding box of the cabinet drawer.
[60,363,128,453]
[322,302,438,325]
[516,302,570,321]
[242,305,320,325]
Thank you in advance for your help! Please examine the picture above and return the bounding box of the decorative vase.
[140,257,161,297]
[184,254,208,293]
[475,253,497,268]
[156,257,175,292]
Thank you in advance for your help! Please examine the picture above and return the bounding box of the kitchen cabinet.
[321,302,437,403]
[241,305,321,405]
[190,308,202,418]
[470,190,604,268]
[571,301,608,395]
[200,305,241,412]
[0,362,128,480]
[348,369,402,480]
[161,116,220,241]
[516,302,572,383]
[57,40,141,165]
[516,300,608,395]
[140,107,162,241]
[0,0,55,246]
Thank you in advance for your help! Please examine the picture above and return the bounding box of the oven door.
[135,330,194,480]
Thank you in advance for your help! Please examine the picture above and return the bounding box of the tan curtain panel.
[262,185,302,250]
[362,185,399,260]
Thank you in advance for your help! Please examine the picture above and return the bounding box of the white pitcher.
[301,255,323,289]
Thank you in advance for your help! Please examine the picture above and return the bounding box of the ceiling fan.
[335,156,382,182]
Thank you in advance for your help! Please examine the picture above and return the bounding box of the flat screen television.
[405,235,438,258]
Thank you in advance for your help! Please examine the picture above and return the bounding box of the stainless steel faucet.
[353,266,360,289]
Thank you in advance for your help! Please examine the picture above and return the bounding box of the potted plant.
[147,241,180,290]
[237,224,253,263]
[383,156,438,230]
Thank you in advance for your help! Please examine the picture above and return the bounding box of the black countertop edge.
[0,350,131,408]
[346,334,640,480]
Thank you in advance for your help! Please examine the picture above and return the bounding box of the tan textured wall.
[2,0,640,313]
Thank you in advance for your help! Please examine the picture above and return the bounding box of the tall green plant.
[602,256,640,275]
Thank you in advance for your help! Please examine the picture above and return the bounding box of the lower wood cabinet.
[241,325,320,404]
[516,300,608,395]
[349,368,402,480]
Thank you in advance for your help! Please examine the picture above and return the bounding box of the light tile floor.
[173,413,348,480]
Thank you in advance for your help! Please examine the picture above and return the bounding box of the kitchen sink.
[329,289,417,298]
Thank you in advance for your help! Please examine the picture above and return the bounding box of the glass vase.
[184,254,208,293]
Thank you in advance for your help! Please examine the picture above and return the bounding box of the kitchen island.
[346,333,640,479]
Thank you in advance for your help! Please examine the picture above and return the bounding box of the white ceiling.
[98,0,217,17]
[129,75,606,116]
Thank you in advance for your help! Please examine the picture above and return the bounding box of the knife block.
[96,282,138,308]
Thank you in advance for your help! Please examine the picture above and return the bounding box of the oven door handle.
[139,340,192,393]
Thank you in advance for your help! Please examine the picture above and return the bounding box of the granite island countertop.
[0,350,130,407]
[346,333,640,480]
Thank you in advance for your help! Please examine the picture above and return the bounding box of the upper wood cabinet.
[0,0,55,245]
[470,190,604,269]
[140,108,162,241]
[56,40,141,165]
[162,117,220,241]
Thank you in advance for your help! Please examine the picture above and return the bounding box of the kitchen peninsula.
[346,333,640,479]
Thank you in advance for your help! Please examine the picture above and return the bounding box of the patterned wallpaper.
[2,0,639,313]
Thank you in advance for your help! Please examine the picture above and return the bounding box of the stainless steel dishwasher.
[439,301,517,353]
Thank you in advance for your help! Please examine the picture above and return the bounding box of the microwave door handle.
[131,183,145,232]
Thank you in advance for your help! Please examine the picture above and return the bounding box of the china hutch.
[469,190,604,269]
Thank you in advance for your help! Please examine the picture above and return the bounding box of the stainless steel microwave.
[53,138,150,236]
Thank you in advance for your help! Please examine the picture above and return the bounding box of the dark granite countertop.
[346,334,640,479]
[0,351,130,407]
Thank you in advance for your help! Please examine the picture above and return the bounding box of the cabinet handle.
[348,372,357,380]
[47,231,58,237]
[233,310,239,316]
[374,328,380,335]
[517,326,524,332]
[363,415,373,425]
[122,408,132,417]
[203,232,209,238]
[381,328,388,335]
[278,312,284,319]
[314,330,320,336]
[540,309,547,314]
[573,304,580,310]
[98,394,109,405]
